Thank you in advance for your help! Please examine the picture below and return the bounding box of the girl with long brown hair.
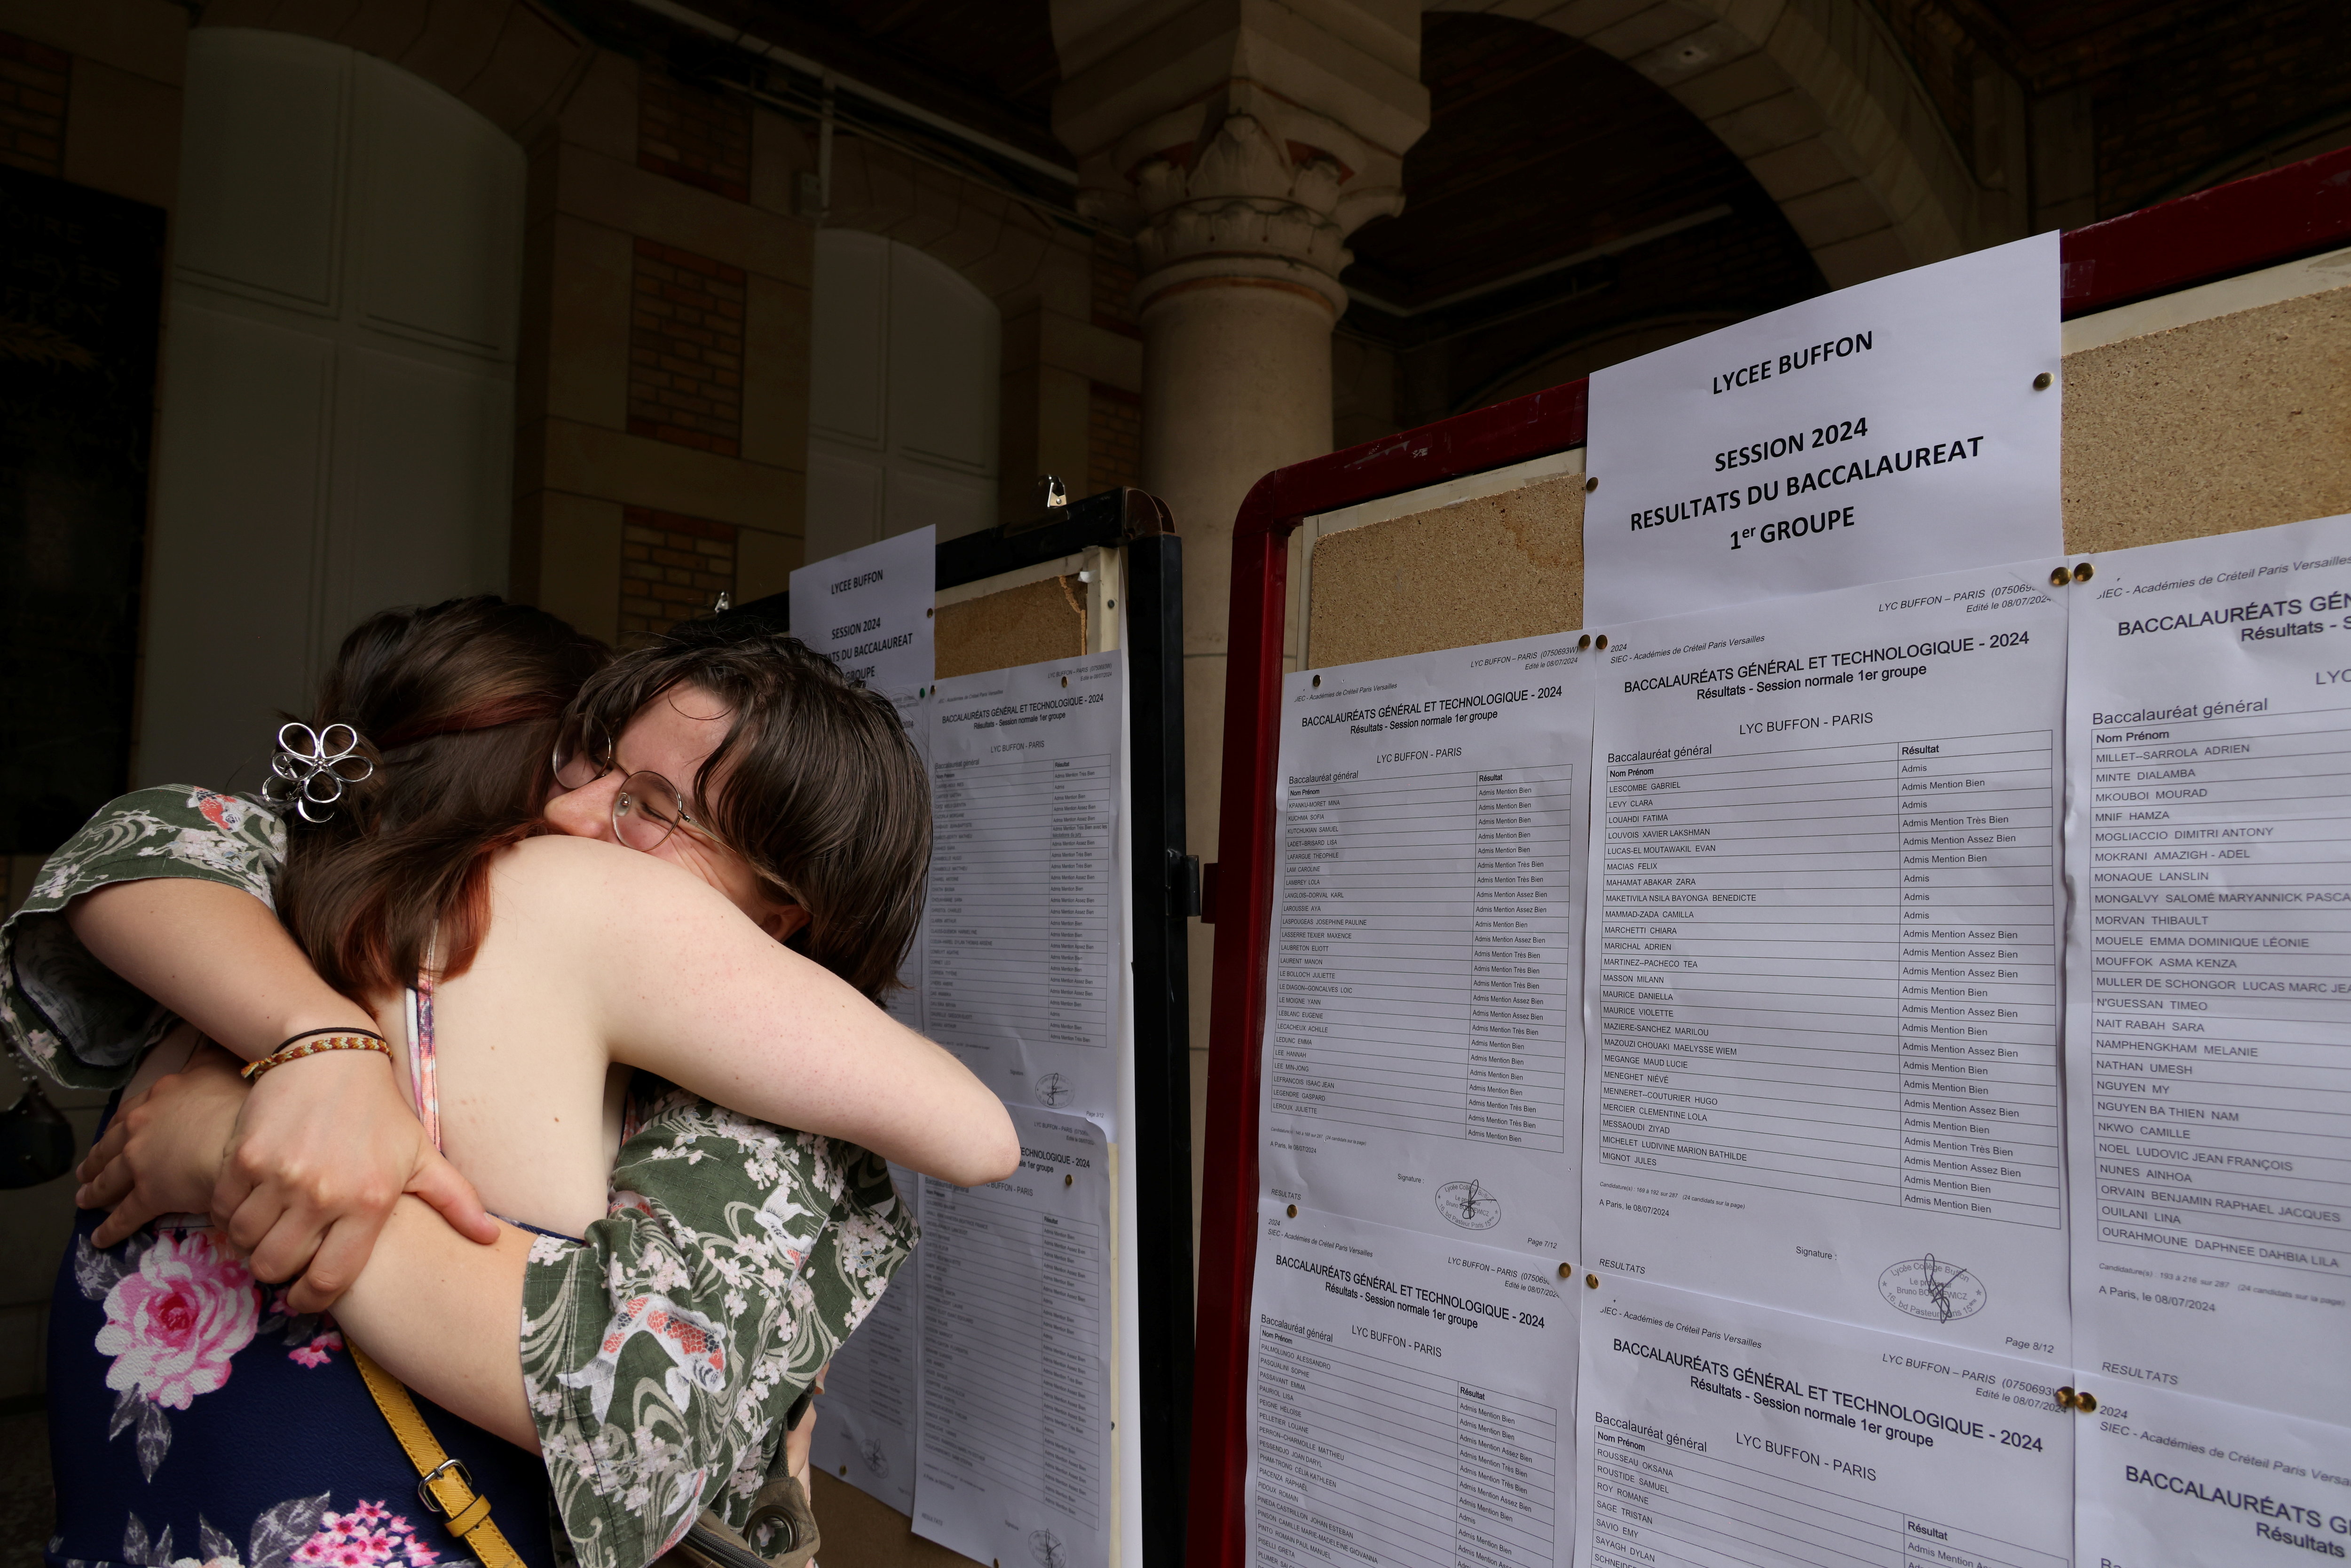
[15,599,1012,1568]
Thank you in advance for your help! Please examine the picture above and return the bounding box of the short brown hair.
[566,622,930,1001]
[279,598,610,998]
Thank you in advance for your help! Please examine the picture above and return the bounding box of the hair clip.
[262,721,376,822]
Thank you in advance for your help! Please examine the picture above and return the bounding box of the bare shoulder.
[491,834,744,931]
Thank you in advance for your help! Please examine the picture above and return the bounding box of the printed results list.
[1254,1325,1559,1568]
[1269,764,1578,1153]
[2085,704,2351,1278]
[1586,1420,2061,1568]
[1594,731,2061,1223]
[925,749,1117,1103]
[920,1179,1105,1527]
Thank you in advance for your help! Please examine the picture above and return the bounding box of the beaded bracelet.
[242,1027,394,1081]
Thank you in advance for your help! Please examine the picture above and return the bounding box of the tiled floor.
[0,1407,51,1568]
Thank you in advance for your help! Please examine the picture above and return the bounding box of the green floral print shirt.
[1,787,916,1568]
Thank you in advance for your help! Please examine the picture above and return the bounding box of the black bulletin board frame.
[731,486,1195,1568]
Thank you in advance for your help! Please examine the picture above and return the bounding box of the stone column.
[1051,3,1428,1255]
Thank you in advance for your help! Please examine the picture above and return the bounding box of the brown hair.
[565,621,931,1001]
[277,598,610,999]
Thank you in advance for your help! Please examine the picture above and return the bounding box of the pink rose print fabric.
[71,1226,343,1482]
[95,1229,258,1409]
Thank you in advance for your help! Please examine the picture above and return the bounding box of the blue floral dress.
[46,1206,559,1568]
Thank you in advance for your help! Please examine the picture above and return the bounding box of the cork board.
[1302,273,2350,666]
[813,1472,985,1568]
[1306,473,1586,666]
[2060,283,2351,554]
[934,575,1087,679]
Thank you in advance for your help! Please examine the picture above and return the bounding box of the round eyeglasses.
[552,722,713,856]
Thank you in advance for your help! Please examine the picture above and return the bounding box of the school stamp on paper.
[1435,1180,1502,1231]
[1878,1255,1988,1323]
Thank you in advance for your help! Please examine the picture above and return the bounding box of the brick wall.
[621,506,737,642]
[0,32,67,178]
[1087,381,1140,494]
[629,238,747,457]
[638,71,750,202]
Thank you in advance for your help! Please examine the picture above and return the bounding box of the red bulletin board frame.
[1184,143,2351,1568]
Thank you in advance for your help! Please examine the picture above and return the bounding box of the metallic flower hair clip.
[261,721,376,823]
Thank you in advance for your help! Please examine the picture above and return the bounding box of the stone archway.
[1427,0,2007,286]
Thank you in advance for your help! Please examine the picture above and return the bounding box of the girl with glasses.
[6,600,1014,1568]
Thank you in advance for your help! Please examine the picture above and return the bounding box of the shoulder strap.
[347,1340,529,1568]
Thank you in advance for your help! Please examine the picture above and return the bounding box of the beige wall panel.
[810,1473,985,1568]
[744,271,814,470]
[528,490,623,645]
[2060,284,2351,555]
[935,576,1087,679]
[737,524,802,603]
[61,59,182,209]
[556,146,809,285]
[1306,473,1586,667]
[532,213,632,430]
[535,417,802,531]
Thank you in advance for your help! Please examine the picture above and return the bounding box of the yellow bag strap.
[347,1341,529,1568]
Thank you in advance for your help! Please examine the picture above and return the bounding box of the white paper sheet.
[2064,514,2351,1423]
[1258,634,1594,1255]
[1245,1200,1578,1568]
[1584,561,2071,1360]
[1584,233,2060,626]
[914,1107,1115,1568]
[1578,1273,2073,1568]
[789,525,935,691]
[2076,1377,2351,1568]
[812,1161,922,1513]
[925,655,1127,1127]
[882,686,930,1036]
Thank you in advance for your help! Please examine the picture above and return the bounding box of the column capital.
[1051,3,1428,317]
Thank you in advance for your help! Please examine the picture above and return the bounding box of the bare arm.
[68,880,497,1308]
[70,880,378,1061]
[523,838,1019,1187]
[332,1199,537,1448]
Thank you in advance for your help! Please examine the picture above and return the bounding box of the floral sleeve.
[521,1086,916,1568]
[1,786,285,1091]
[2,789,918,1568]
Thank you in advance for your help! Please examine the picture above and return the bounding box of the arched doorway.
[137,28,524,789]
[804,229,1002,559]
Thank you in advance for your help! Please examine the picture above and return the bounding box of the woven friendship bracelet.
[242,1029,393,1081]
